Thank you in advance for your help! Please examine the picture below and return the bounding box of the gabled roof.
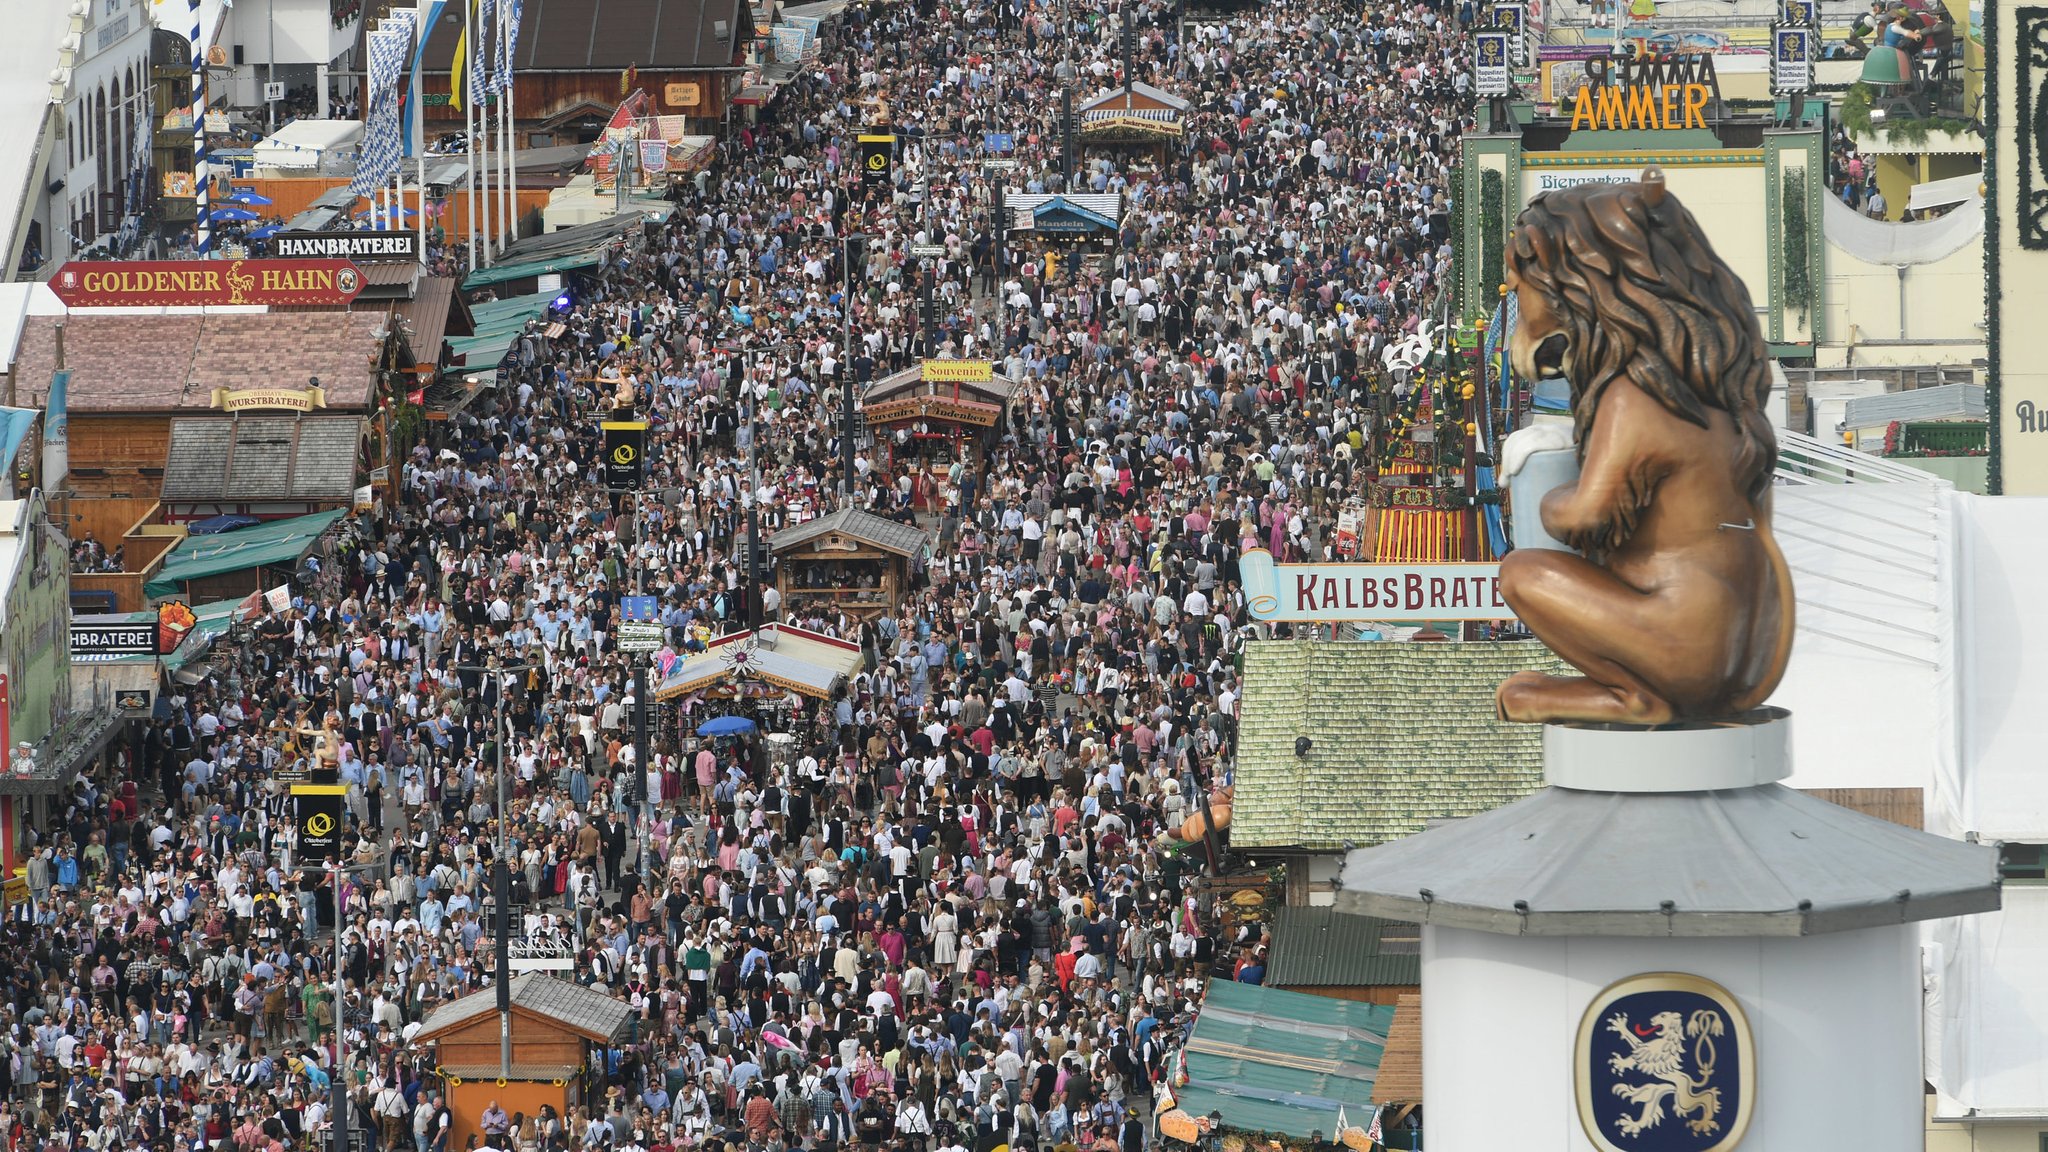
[1079,81,1190,113]
[421,0,755,73]
[1231,639,1568,851]
[1266,907,1418,989]
[1033,195,1119,232]
[413,971,633,1046]
[768,507,927,558]
[1176,980,1393,1139]
[160,415,365,504]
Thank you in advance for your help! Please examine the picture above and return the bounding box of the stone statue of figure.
[1494,168,1795,726]
[297,709,343,773]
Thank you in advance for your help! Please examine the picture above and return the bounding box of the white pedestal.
[1421,924,1923,1151]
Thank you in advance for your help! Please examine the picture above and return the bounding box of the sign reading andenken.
[271,230,420,262]
[1241,549,1513,622]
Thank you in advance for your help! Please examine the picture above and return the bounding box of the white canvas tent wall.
[0,6,80,281]
[252,119,365,174]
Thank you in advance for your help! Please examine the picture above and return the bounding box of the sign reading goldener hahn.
[271,230,421,262]
[49,259,365,308]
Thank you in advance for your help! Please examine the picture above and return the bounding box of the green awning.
[1173,980,1394,1139]
[460,253,603,291]
[145,510,347,599]
[448,289,557,367]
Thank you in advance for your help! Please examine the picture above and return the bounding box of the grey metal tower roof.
[1334,783,2001,937]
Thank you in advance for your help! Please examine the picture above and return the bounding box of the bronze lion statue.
[1496,168,1795,726]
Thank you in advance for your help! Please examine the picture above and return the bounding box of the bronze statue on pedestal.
[1496,169,1795,726]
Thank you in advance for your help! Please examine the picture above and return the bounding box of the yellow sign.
[1568,83,1713,131]
[920,359,994,384]
[212,386,326,413]
[304,811,335,837]
[665,82,702,108]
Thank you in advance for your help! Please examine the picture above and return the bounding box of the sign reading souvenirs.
[859,134,895,187]
[1475,31,1512,97]
[1567,52,1724,132]
[291,782,347,861]
[1239,549,1512,622]
[602,420,647,490]
[921,359,994,383]
[50,259,366,308]
[271,230,421,262]
[1575,973,1755,1152]
[69,621,158,657]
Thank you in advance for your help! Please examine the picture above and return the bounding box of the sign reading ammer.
[271,230,421,262]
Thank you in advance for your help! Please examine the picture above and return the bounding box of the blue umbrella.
[187,514,260,535]
[228,190,274,206]
[695,716,757,737]
[247,225,283,240]
[210,206,260,223]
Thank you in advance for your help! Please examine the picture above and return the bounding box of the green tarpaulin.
[145,510,346,599]
[447,289,557,368]
[1173,980,1395,1139]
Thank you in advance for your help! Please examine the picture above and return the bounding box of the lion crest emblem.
[1495,168,1795,727]
[1577,974,1754,1152]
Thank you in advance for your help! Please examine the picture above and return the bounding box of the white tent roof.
[1907,171,1986,212]
[1823,189,1983,266]
[0,7,73,281]
[253,119,366,170]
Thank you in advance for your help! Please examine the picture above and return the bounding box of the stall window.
[1999,843,2048,883]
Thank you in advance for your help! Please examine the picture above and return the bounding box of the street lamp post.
[842,232,865,505]
[455,659,535,1084]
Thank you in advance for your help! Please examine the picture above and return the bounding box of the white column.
[317,62,330,119]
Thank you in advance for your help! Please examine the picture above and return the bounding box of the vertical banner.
[1475,31,1512,97]
[1994,4,2048,491]
[603,420,648,490]
[1771,24,1814,94]
[859,133,895,187]
[292,782,347,861]
[1496,2,1528,65]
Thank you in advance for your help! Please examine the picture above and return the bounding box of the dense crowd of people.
[10,1,1471,1151]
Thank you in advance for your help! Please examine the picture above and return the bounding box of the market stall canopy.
[449,290,560,368]
[656,624,865,701]
[460,212,662,291]
[1173,980,1394,1139]
[1005,192,1123,233]
[145,509,346,599]
[252,118,367,174]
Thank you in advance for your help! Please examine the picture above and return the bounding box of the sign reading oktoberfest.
[859,133,895,187]
[603,421,647,490]
[291,782,347,861]
[1240,549,1511,622]
[271,230,420,262]
[70,621,158,657]
[50,259,366,308]
[1576,973,1754,1152]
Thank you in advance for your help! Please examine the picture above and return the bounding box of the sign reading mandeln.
[1240,548,1513,622]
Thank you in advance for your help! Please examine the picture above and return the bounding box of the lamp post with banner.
[453,659,536,1085]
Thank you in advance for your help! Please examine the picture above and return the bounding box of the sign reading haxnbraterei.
[271,230,421,262]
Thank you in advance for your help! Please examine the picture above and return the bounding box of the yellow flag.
[449,0,475,112]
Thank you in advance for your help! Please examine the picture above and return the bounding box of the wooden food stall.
[768,507,928,622]
[864,360,1017,501]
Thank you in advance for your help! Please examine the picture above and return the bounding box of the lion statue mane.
[1495,169,1795,727]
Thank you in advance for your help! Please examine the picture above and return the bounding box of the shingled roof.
[420,0,755,73]
[412,972,632,1045]
[1231,639,1569,851]
[769,507,927,558]
[12,313,384,413]
[1265,906,1419,989]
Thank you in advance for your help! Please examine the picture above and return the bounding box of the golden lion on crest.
[1496,168,1795,726]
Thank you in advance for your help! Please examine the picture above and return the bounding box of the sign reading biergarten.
[1240,548,1513,622]
[49,259,366,308]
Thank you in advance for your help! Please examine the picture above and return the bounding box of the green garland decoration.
[1780,167,1811,324]
[1838,82,1978,144]
[1448,164,1466,319]
[1479,169,1506,307]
